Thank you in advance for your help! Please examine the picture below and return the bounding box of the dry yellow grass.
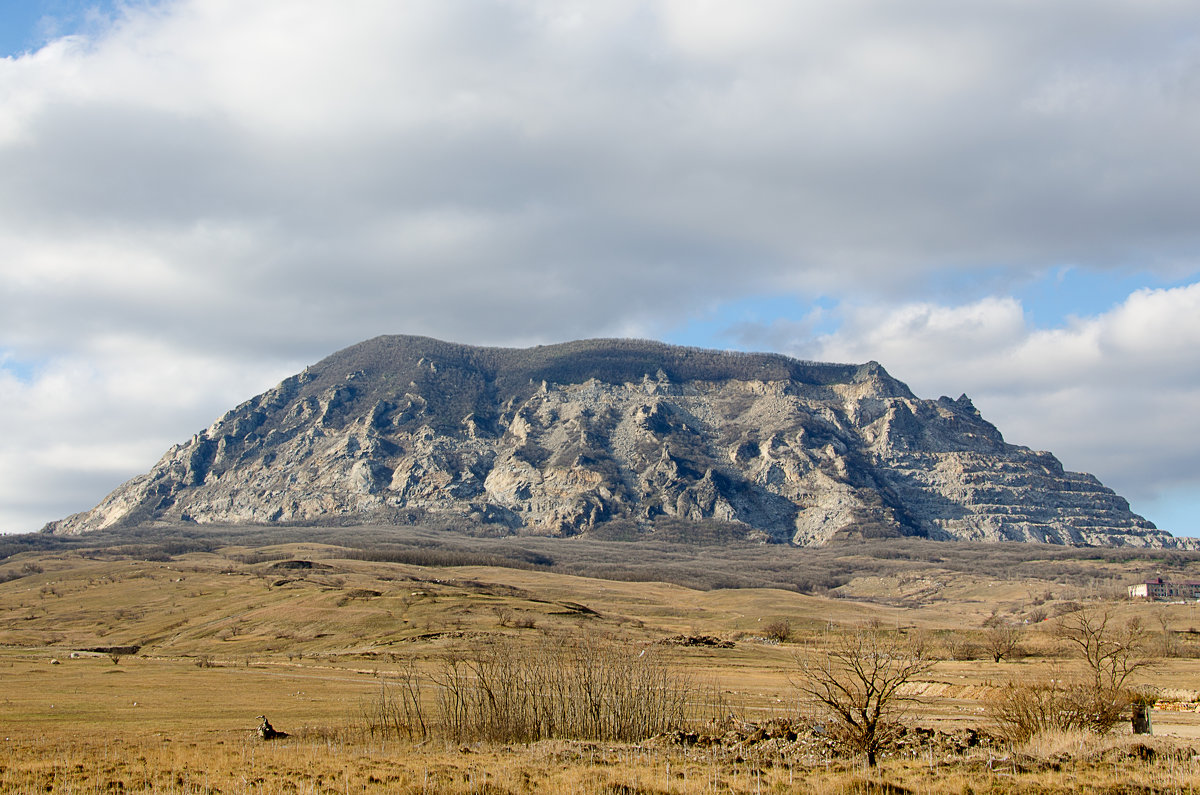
[3,728,1198,793]
[4,542,1200,792]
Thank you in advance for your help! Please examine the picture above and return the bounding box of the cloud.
[733,283,1200,527]
[0,338,303,533]
[1,1,1199,531]
[5,2,1200,350]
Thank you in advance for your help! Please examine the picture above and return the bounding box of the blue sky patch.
[662,294,841,352]
[0,350,39,382]
[1140,487,1199,541]
[1016,267,1199,329]
[0,0,128,57]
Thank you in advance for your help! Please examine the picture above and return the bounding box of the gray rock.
[42,336,1182,548]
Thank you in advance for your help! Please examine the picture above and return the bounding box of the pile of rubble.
[655,634,735,648]
[650,718,1001,765]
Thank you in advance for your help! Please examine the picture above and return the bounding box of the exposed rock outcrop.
[43,336,1179,547]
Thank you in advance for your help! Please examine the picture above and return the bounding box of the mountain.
[43,335,1178,547]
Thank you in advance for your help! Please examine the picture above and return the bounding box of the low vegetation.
[362,636,698,744]
[4,526,1200,791]
[9,521,1200,594]
[989,607,1156,742]
[794,624,934,766]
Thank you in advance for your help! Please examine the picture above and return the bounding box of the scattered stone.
[651,718,1001,765]
[657,634,735,648]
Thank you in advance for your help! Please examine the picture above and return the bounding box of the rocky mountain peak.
[43,335,1180,548]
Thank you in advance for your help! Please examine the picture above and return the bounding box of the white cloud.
[0,339,302,533]
[4,2,1199,326]
[1,1,1199,532]
[744,284,1200,535]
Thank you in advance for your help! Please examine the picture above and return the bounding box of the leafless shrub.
[991,608,1152,741]
[511,613,537,629]
[762,619,792,643]
[1052,601,1083,617]
[360,662,427,741]
[794,624,934,767]
[429,636,694,743]
[988,678,1124,742]
[941,631,980,661]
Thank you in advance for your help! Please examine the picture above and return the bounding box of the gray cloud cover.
[2,0,1198,533]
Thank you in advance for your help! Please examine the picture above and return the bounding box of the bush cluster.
[361,636,697,744]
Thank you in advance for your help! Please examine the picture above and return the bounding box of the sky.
[1,1,1198,538]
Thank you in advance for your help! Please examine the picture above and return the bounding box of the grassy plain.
[4,529,1200,792]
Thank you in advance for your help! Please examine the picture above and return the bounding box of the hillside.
[44,335,1176,547]
[5,531,1200,793]
[7,525,1200,659]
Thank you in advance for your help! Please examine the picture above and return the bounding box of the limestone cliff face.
[43,336,1178,547]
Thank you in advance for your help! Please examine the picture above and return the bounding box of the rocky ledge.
[43,336,1180,548]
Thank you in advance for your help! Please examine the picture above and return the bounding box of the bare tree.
[1155,609,1179,658]
[1056,608,1151,694]
[991,610,1153,740]
[982,620,1022,663]
[794,624,934,767]
[1052,608,1151,733]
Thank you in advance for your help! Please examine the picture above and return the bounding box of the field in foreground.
[5,528,1200,792]
[4,727,1200,794]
